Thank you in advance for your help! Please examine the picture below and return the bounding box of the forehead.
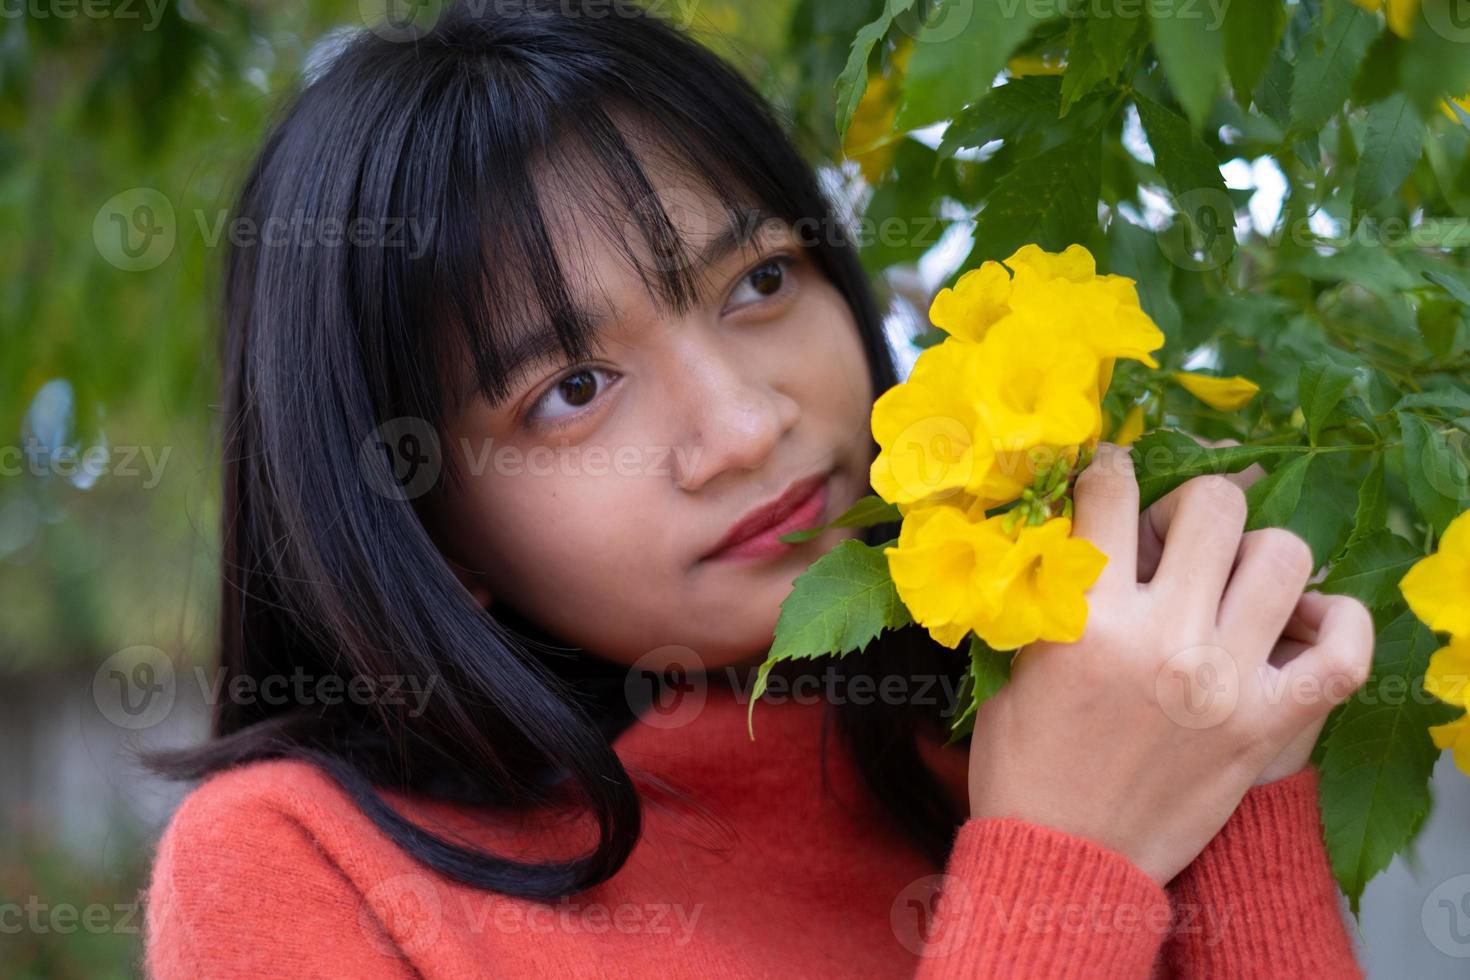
[438,117,797,417]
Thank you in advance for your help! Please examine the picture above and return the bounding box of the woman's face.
[429,163,876,673]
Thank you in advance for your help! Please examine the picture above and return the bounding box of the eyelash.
[521,251,800,433]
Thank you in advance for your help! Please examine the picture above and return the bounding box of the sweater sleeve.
[144,779,420,980]
[911,817,1172,978]
[1159,766,1363,978]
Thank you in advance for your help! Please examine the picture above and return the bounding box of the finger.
[1071,442,1139,591]
[1138,437,1264,581]
[1144,474,1249,622]
[1217,528,1315,662]
[1272,593,1374,727]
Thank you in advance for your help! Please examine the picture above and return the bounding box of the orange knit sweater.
[143,683,1363,978]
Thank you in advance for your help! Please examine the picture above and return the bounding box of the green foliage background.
[771,0,1470,911]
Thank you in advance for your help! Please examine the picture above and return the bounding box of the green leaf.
[1319,610,1460,913]
[1289,2,1378,136]
[1338,453,1388,559]
[1148,0,1226,129]
[937,76,1063,159]
[965,130,1102,264]
[1285,452,1361,567]
[778,494,902,543]
[896,0,1066,131]
[946,636,1014,745]
[1133,93,1232,210]
[1131,429,1300,508]
[1059,3,1142,115]
[1395,388,1470,415]
[749,538,913,734]
[1320,529,1422,612]
[1299,361,1358,446]
[1398,413,1470,535]
[835,0,919,143]
[1353,94,1425,214]
[1245,453,1313,530]
[1223,0,1287,107]
[1422,268,1470,308]
[1289,245,1418,301]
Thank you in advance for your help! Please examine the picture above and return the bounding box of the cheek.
[792,281,875,432]
[440,469,681,647]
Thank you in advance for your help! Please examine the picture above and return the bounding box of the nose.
[669,335,800,492]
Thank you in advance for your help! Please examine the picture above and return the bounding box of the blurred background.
[1,1,1467,977]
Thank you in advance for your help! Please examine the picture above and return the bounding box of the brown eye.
[727,254,796,310]
[527,366,618,427]
[750,260,784,296]
[558,370,598,406]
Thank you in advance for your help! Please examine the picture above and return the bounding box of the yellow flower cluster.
[870,245,1164,651]
[1401,510,1470,777]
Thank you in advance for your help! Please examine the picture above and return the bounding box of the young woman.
[143,2,1374,976]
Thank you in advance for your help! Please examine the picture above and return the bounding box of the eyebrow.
[475,204,784,406]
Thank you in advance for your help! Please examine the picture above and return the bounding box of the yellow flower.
[1350,0,1418,37]
[886,508,1107,651]
[1107,403,1148,447]
[1426,635,1470,707]
[929,262,1012,343]
[1400,509,1470,638]
[1443,93,1470,124]
[1430,712,1470,778]
[1006,52,1066,76]
[870,339,992,506]
[843,39,914,185]
[967,314,1101,503]
[884,499,1013,649]
[1173,371,1261,411]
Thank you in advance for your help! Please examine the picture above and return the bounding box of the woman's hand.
[965,442,1373,886]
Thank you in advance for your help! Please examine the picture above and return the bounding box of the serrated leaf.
[1319,610,1460,913]
[1131,429,1300,508]
[749,538,913,733]
[946,636,1013,745]
[1289,1,1378,135]
[1246,452,1313,530]
[965,130,1102,264]
[1320,529,1421,611]
[1353,93,1424,214]
[1059,4,1141,115]
[779,494,902,543]
[895,0,1066,131]
[1337,453,1387,560]
[1134,93,1232,212]
[835,0,919,142]
[937,75,1063,159]
[1300,361,1358,445]
[1223,0,1286,106]
[1285,451,1361,567]
[1148,0,1226,129]
[1398,413,1470,535]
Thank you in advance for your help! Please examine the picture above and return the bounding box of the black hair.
[149,0,965,900]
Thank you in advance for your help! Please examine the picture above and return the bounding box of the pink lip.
[701,471,832,562]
